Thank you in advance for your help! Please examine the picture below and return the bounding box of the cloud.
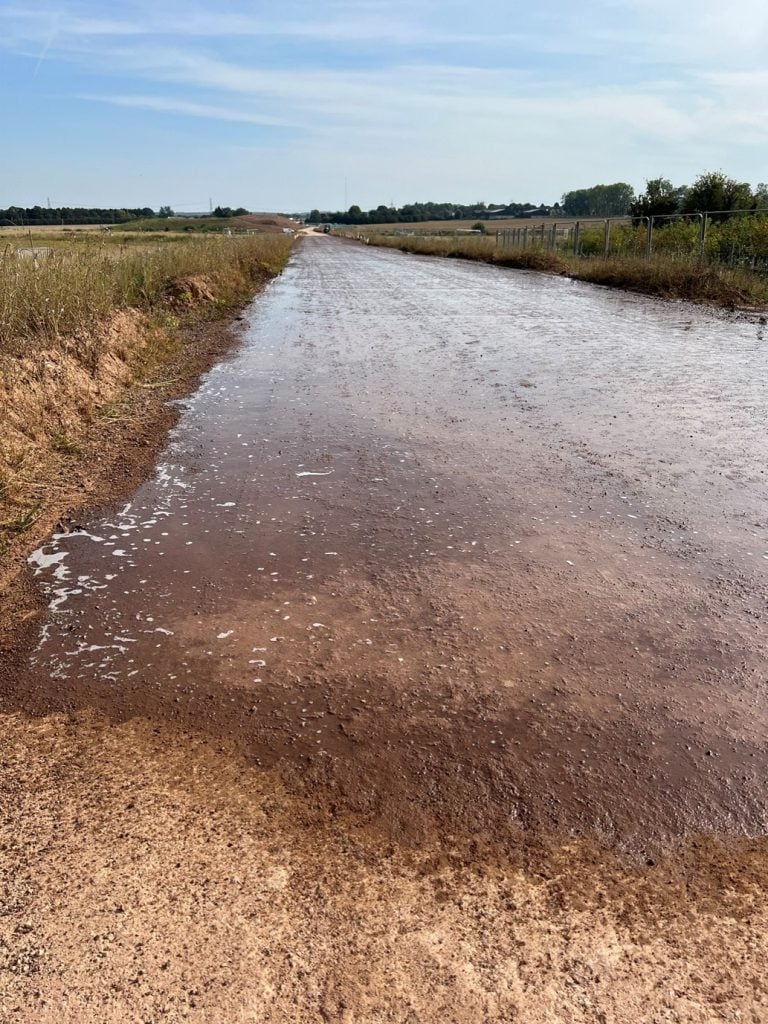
[81,93,302,129]
[92,48,700,146]
[0,3,432,46]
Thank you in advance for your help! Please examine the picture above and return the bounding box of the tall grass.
[0,233,292,353]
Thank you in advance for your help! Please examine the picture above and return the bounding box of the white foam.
[28,548,67,572]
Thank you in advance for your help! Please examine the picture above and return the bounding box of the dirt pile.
[233,212,299,232]
[165,275,216,306]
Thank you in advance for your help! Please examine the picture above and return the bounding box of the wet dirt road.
[23,235,768,848]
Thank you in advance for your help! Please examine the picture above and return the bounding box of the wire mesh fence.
[496,209,768,271]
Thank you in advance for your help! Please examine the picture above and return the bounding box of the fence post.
[698,213,707,261]
[573,221,580,255]
[645,217,653,259]
[603,219,611,259]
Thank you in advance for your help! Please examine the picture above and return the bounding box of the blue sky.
[1,0,767,211]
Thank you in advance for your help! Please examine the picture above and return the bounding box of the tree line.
[306,200,543,225]
[308,173,768,225]
[0,206,157,226]
[0,205,250,226]
[628,173,768,221]
[563,173,767,219]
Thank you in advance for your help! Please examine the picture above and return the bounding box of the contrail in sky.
[33,15,59,79]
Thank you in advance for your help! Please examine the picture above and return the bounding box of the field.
[0,224,108,234]
[354,215,621,233]
[1,213,299,238]
[112,212,300,233]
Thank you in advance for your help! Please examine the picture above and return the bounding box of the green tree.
[681,172,753,218]
[158,205,174,218]
[368,204,395,223]
[630,177,687,220]
[562,183,634,217]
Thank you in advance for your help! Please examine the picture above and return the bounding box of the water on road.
[25,236,768,848]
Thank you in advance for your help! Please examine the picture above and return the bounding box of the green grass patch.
[50,433,82,455]
[1,505,40,535]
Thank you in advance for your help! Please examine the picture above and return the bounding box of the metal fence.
[496,208,768,271]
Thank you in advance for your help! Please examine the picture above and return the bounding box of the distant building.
[520,205,554,219]
[470,207,509,219]
[469,206,554,220]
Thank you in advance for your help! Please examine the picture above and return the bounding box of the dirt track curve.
[4,235,768,1022]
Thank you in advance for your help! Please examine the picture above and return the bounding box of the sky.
[1,0,767,212]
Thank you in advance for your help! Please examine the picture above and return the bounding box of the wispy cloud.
[0,4,434,46]
[81,93,302,129]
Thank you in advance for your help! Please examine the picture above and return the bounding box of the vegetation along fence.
[496,209,768,271]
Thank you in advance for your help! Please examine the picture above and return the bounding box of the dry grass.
[358,233,768,309]
[573,256,765,305]
[0,234,292,353]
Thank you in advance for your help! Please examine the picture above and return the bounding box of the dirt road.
[4,236,768,1021]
